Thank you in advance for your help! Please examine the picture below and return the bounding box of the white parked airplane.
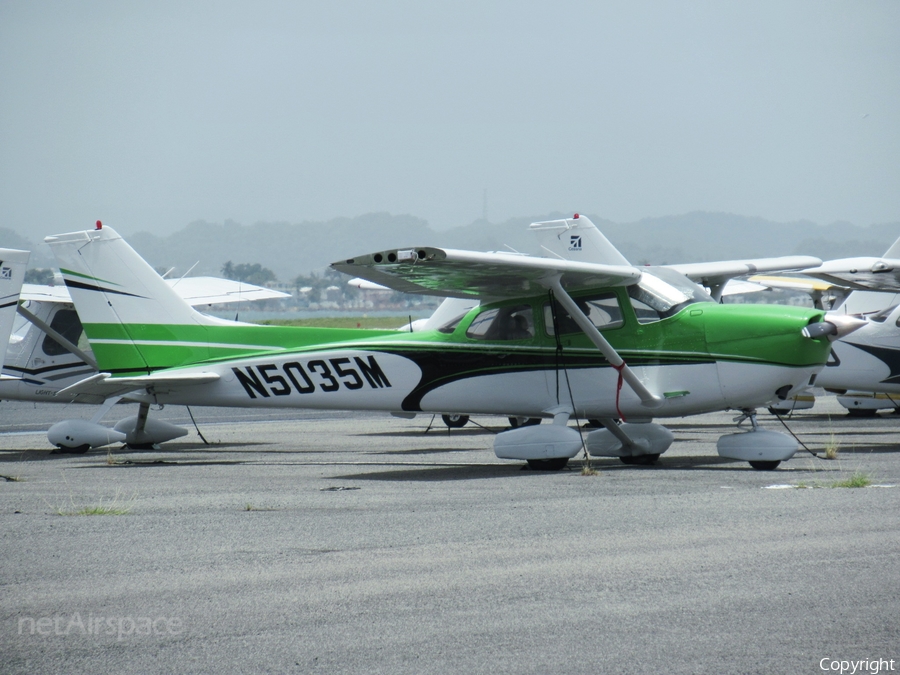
[747,236,900,415]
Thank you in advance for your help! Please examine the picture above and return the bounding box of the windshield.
[865,304,898,324]
[627,267,712,323]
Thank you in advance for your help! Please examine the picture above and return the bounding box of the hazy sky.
[2,1,898,240]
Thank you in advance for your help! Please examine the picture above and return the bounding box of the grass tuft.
[50,487,136,516]
[830,471,872,489]
[824,431,840,460]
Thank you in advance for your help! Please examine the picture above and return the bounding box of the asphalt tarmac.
[1,399,898,674]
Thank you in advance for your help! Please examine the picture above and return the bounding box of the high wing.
[331,247,641,299]
[21,278,288,306]
[801,257,900,292]
[797,234,900,293]
[668,257,822,300]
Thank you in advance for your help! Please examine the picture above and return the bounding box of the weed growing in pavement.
[829,470,873,489]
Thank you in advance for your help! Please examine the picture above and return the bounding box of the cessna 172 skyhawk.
[43,221,865,470]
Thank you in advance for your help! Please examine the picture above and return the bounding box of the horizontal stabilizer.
[669,256,822,286]
[57,371,220,399]
[22,277,288,306]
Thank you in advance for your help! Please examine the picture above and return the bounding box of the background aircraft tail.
[0,248,30,375]
[529,215,631,266]
[44,224,223,375]
[883,235,900,259]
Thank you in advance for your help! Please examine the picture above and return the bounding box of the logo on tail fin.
[0,265,11,281]
[568,235,582,252]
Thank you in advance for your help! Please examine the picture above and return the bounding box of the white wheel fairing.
[717,429,798,462]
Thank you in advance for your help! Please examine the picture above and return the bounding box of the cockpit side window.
[543,292,624,336]
[41,309,84,356]
[865,304,898,324]
[466,304,534,340]
[628,293,662,324]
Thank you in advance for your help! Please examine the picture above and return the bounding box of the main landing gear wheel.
[126,443,156,450]
[749,460,781,471]
[846,408,878,418]
[507,417,542,428]
[51,444,90,455]
[441,414,469,428]
[619,453,660,466]
[526,458,569,471]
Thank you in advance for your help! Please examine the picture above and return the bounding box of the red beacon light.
[95,220,102,230]
[573,213,579,219]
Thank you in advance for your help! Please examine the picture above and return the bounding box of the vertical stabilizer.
[529,215,630,266]
[883,235,900,259]
[44,224,219,374]
[0,248,30,376]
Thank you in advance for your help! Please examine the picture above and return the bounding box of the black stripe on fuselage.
[380,346,713,411]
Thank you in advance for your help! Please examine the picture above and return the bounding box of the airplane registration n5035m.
[45,223,858,470]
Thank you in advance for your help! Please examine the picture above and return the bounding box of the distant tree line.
[220,261,277,286]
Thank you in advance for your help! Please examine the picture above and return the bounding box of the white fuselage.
[816,305,900,393]
[129,344,820,421]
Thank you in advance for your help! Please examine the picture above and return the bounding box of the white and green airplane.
[44,221,862,470]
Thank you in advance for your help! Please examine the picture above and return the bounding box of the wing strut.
[545,276,663,410]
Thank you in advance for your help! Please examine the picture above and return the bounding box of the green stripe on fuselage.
[81,298,832,376]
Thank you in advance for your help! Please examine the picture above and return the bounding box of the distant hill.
[3,213,898,281]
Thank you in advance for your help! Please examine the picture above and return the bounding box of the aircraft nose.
[801,315,867,341]
[703,304,834,369]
